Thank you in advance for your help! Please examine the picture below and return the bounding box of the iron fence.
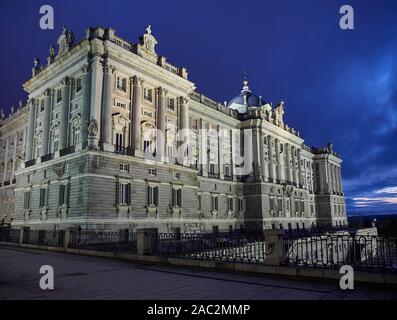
[153,232,266,264]
[0,229,20,243]
[283,234,397,271]
[21,229,65,247]
[68,230,137,253]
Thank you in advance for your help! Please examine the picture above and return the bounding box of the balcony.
[25,159,36,168]
[3,180,10,187]
[224,175,233,181]
[115,146,134,156]
[208,172,220,179]
[59,146,75,157]
[41,153,53,163]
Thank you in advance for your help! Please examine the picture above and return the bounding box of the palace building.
[0,26,347,233]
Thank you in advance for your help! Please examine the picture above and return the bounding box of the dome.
[227,77,263,113]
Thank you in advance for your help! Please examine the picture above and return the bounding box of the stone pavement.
[0,245,396,300]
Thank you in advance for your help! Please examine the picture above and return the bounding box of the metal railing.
[68,230,137,253]
[283,234,397,271]
[115,146,134,156]
[59,145,76,157]
[22,229,65,247]
[0,229,20,243]
[152,232,266,264]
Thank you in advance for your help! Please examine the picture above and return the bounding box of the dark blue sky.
[1,0,396,216]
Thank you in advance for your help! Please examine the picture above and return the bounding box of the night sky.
[0,0,396,216]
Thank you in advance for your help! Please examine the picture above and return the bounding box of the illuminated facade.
[0,26,347,232]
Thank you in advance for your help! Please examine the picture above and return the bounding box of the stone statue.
[57,26,74,57]
[274,100,285,127]
[0,109,5,119]
[87,118,99,137]
[140,25,158,58]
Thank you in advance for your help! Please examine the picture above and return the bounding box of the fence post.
[136,228,158,255]
[264,229,284,266]
[19,228,24,244]
[64,229,71,250]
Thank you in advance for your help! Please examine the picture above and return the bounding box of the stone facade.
[0,26,348,232]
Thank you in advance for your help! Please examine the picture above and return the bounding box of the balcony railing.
[3,180,10,186]
[208,172,220,179]
[224,175,233,181]
[25,159,36,168]
[41,153,53,163]
[115,146,134,156]
[59,146,75,157]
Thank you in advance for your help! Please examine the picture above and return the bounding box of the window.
[56,89,62,103]
[172,188,182,207]
[224,165,230,177]
[39,188,47,208]
[211,195,218,211]
[143,88,153,102]
[269,198,275,211]
[23,191,31,210]
[148,168,157,176]
[76,77,83,93]
[227,197,234,211]
[209,163,215,174]
[212,225,219,235]
[168,145,174,162]
[148,186,159,207]
[167,97,175,110]
[172,172,180,179]
[116,182,131,205]
[115,133,124,149]
[277,198,283,211]
[144,140,152,156]
[73,125,80,146]
[120,164,129,172]
[58,184,70,206]
[295,200,300,213]
[198,195,202,211]
[237,198,244,212]
[117,77,127,92]
[116,101,126,109]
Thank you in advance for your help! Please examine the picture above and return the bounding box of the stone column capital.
[132,75,144,86]
[82,63,91,74]
[179,96,189,106]
[43,88,53,97]
[158,87,167,97]
[103,64,116,74]
[61,77,70,87]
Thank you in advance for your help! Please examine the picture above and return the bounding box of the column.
[268,136,275,182]
[11,134,18,179]
[199,119,208,177]
[25,99,36,161]
[218,126,224,179]
[297,149,302,187]
[3,138,9,182]
[336,166,342,194]
[41,88,52,156]
[156,87,166,158]
[274,139,280,182]
[290,146,296,185]
[179,96,189,165]
[89,56,104,142]
[279,142,285,182]
[80,64,91,145]
[59,78,70,151]
[101,62,114,149]
[131,76,143,151]
[252,127,262,181]
[259,133,267,182]
[285,144,291,183]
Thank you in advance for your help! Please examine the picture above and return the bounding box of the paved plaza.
[0,245,396,300]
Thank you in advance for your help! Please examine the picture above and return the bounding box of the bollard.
[136,228,158,255]
[263,229,284,266]
[63,229,71,249]
[19,228,24,244]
